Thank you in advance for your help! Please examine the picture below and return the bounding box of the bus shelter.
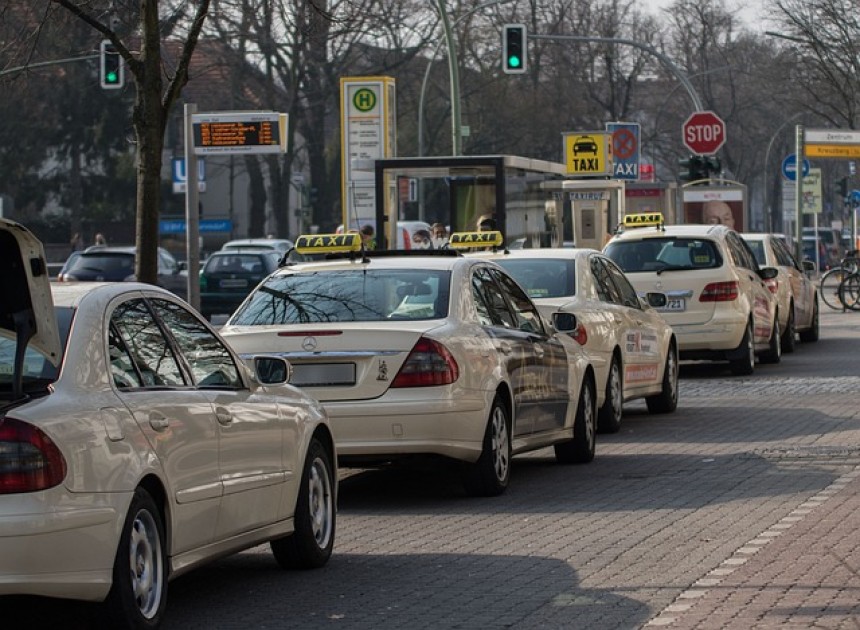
[372,155,568,249]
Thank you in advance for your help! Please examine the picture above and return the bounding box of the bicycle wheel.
[839,273,860,311]
[820,267,850,310]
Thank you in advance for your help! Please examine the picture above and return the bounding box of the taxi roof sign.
[447,231,504,249]
[622,213,663,229]
[295,233,362,254]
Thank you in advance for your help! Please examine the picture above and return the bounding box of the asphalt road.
[7,307,860,629]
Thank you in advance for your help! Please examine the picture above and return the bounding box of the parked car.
[57,245,188,299]
[199,249,282,320]
[221,238,294,255]
[741,233,820,351]
[220,231,599,497]
[469,247,679,433]
[604,214,779,375]
[0,218,337,629]
[802,226,844,270]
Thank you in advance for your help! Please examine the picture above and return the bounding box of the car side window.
[149,298,243,388]
[111,299,187,387]
[602,258,642,309]
[492,269,546,335]
[773,239,798,269]
[590,256,623,304]
[726,233,755,270]
[108,323,143,389]
[472,267,517,328]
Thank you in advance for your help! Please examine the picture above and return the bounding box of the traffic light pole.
[529,33,704,112]
[0,54,99,78]
[434,0,462,156]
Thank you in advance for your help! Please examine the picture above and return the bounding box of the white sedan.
[0,219,336,629]
[220,232,599,497]
[469,247,679,433]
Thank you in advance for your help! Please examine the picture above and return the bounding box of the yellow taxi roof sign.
[622,213,663,229]
[447,231,504,249]
[295,233,362,254]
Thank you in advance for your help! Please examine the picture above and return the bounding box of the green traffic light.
[508,55,521,68]
[106,71,118,83]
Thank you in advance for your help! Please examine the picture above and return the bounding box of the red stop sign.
[682,110,726,155]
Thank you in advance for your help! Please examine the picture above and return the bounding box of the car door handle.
[533,345,545,357]
[148,412,169,431]
[215,407,233,425]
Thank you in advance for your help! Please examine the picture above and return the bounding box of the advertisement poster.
[682,186,746,232]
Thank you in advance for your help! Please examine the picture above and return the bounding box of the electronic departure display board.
[191,112,287,155]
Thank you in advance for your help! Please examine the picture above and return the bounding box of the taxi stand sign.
[447,231,504,249]
[295,233,362,254]
[622,213,664,229]
[562,131,613,177]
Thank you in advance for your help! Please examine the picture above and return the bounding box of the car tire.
[597,358,623,433]
[462,396,511,497]
[729,320,755,376]
[781,305,796,353]
[554,375,596,464]
[646,341,679,414]
[799,299,820,342]
[103,487,167,630]
[760,316,781,364]
[271,437,336,569]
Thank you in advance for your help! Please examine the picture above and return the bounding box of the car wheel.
[103,487,167,630]
[760,316,781,364]
[463,396,511,497]
[729,320,755,376]
[799,299,820,342]
[271,437,336,569]
[780,305,796,353]
[646,341,679,414]
[554,375,596,464]
[597,358,623,434]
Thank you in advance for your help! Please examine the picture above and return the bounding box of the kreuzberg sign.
[563,131,613,177]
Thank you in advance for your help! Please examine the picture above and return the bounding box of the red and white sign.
[682,111,726,156]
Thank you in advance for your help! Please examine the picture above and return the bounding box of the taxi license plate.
[291,363,356,387]
[659,298,686,312]
[220,278,249,289]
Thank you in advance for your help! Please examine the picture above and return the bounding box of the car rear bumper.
[673,311,747,356]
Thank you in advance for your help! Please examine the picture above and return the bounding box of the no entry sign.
[682,111,726,155]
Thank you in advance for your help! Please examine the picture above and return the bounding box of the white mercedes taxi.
[469,247,678,433]
[741,233,820,351]
[0,219,336,628]
[603,214,780,375]
[219,232,599,497]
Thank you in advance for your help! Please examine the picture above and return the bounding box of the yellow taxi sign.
[295,233,362,254]
[562,131,612,176]
[447,231,504,249]
[622,213,663,229]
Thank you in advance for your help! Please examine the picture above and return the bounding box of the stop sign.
[682,110,726,155]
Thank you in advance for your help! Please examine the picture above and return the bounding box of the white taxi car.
[0,219,336,628]
[470,247,678,433]
[741,233,820,351]
[603,214,780,375]
[220,232,599,497]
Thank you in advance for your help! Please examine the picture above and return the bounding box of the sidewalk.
[647,465,860,629]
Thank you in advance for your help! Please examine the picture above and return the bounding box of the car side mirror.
[552,311,578,333]
[757,266,779,280]
[252,356,292,385]
[801,259,817,274]
[645,292,667,308]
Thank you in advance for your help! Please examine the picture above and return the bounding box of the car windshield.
[0,307,74,399]
[494,258,575,299]
[605,238,722,272]
[230,270,451,324]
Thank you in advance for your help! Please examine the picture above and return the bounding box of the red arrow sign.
[682,111,726,155]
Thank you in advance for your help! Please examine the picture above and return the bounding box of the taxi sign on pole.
[295,233,362,254]
[563,131,612,176]
[606,122,640,180]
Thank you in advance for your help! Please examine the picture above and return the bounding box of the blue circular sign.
[782,154,810,181]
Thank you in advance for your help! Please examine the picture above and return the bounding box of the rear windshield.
[229,270,452,324]
[204,253,278,274]
[494,258,575,299]
[605,238,723,273]
[67,252,135,277]
[0,307,74,399]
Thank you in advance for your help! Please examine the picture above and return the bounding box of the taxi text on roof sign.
[562,131,612,177]
[622,213,663,228]
[447,231,504,249]
[295,233,362,254]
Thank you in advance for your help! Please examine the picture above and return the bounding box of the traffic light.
[502,24,527,74]
[678,155,705,183]
[100,39,124,89]
[703,156,721,178]
[838,177,849,201]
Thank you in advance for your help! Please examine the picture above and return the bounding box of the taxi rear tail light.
[0,417,67,494]
[571,323,588,345]
[699,281,739,302]
[764,277,779,294]
[391,337,459,387]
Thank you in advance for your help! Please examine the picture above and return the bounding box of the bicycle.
[819,251,860,310]
[838,271,860,311]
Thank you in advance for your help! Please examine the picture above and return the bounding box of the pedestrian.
[70,232,84,252]
[94,233,107,246]
[360,224,376,250]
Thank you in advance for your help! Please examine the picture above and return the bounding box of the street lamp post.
[762,112,805,233]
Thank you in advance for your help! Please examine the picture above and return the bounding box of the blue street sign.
[159,219,232,234]
[606,122,640,180]
[781,153,810,181]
